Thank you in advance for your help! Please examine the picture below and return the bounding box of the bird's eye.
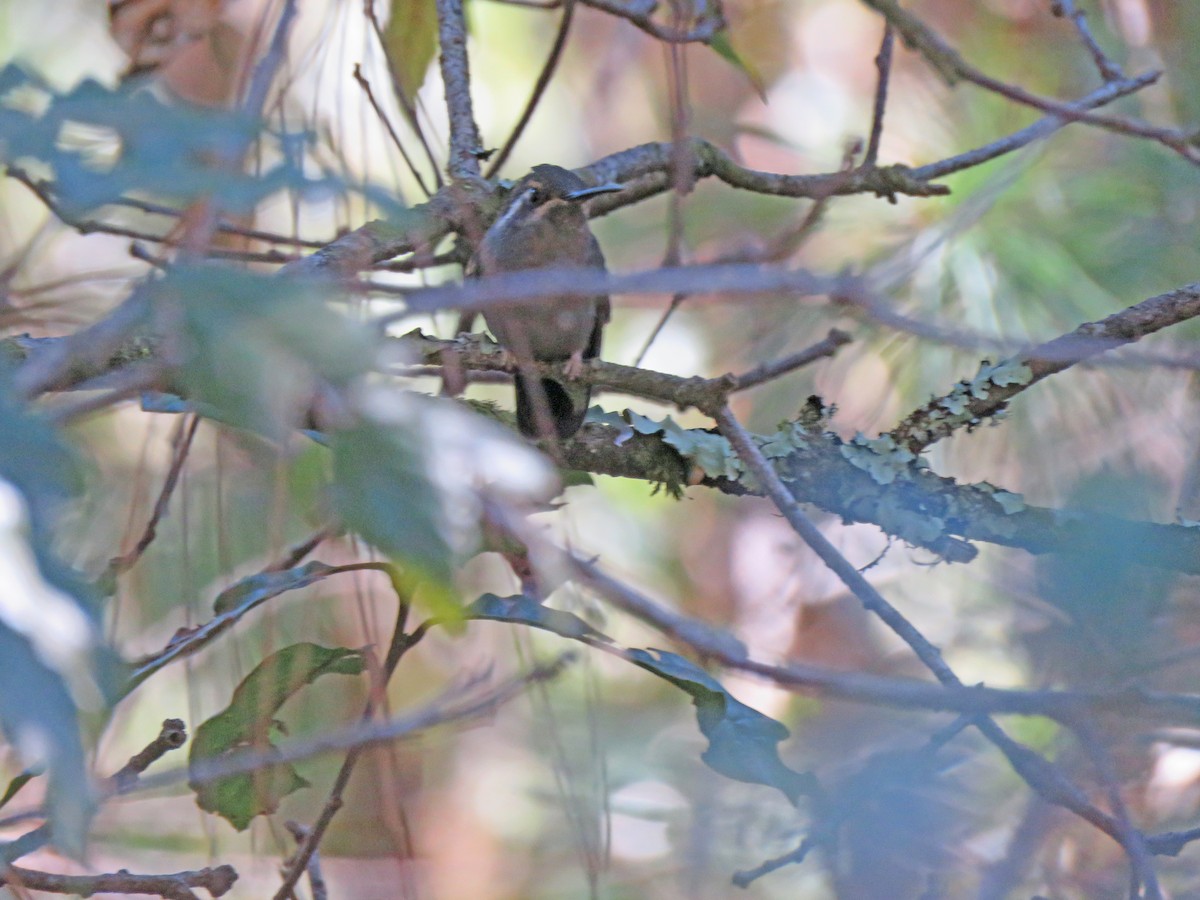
[527,188,543,205]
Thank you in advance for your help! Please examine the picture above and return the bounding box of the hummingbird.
[471,164,621,439]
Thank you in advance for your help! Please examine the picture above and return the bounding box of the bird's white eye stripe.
[491,187,538,234]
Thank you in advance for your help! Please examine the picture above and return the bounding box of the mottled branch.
[890,282,1200,453]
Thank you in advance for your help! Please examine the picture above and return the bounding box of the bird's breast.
[484,298,597,361]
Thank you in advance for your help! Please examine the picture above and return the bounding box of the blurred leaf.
[0,771,35,811]
[467,594,812,804]
[331,419,456,598]
[383,0,439,103]
[189,643,366,830]
[627,649,814,805]
[0,378,101,857]
[0,626,91,857]
[708,30,766,102]
[212,561,337,615]
[467,593,612,643]
[0,374,83,540]
[0,66,328,215]
[126,562,341,693]
[166,265,375,441]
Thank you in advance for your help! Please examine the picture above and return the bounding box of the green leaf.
[708,31,767,102]
[0,771,35,811]
[0,626,92,857]
[189,643,366,830]
[465,594,811,805]
[331,419,455,595]
[626,649,814,805]
[383,0,439,103]
[166,265,376,441]
[212,561,337,615]
[467,593,612,644]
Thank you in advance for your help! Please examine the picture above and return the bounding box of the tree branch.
[859,0,1196,164]
[890,282,1200,453]
[436,0,484,181]
[0,864,237,899]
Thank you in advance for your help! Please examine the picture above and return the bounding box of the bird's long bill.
[564,182,624,201]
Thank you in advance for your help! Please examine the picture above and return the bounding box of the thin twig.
[632,29,694,366]
[1053,0,1125,83]
[1074,723,1161,899]
[272,580,418,899]
[107,415,200,577]
[485,0,576,178]
[263,652,574,899]
[352,64,433,197]
[863,24,895,167]
[264,527,337,571]
[860,0,1197,164]
[727,328,852,392]
[579,0,723,42]
[284,822,327,900]
[365,6,444,190]
[109,719,188,792]
[84,193,331,247]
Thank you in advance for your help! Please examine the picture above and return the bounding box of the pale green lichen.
[840,433,917,485]
[992,490,1025,514]
[934,360,1035,422]
[876,495,946,546]
[939,390,971,415]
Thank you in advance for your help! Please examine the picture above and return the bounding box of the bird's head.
[487,164,623,240]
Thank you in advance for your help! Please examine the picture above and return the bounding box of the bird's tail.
[516,375,590,439]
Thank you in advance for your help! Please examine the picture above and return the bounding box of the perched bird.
[472,164,621,439]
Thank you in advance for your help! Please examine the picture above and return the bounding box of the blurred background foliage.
[3,0,1200,896]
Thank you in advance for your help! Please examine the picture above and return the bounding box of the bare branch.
[863,24,895,167]
[1074,723,1162,899]
[107,416,199,578]
[859,0,1197,164]
[109,719,189,793]
[727,328,853,392]
[436,0,484,181]
[0,864,237,899]
[283,821,328,900]
[1052,0,1125,83]
[352,64,434,198]
[890,282,1200,453]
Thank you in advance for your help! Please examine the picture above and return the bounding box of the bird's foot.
[562,351,585,380]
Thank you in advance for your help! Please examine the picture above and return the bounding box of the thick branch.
[713,405,1146,864]
[404,330,1200,574]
